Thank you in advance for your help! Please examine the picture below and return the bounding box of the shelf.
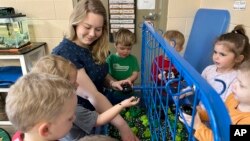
[0,88,9,93]
[0,42,46,93]
[0,121,12,125]
[0,42,46,126]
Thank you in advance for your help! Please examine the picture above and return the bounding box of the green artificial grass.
[108,106,188,141]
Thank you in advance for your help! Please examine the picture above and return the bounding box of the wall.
[0,0,73,53]
[200,0,250,35]
[1,0,193,55]
[166,0,250,54]
[1,0,249,65]
[0,0,72,66]
[166,0,200,55]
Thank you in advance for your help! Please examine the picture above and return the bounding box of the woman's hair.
[6,73,75,132]
[32,55,77,80]
[66,0,109,64]
[163,30,185,48]
[215,25,250,68]
[114,28,135,47]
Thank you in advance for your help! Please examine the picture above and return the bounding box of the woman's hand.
[120,96,140,108]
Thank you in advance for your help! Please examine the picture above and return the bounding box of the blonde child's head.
[113,28,135,58]
[114,28,135,47]
[214,25,250,69]
[32,55,78,88]
[239,59,250,73]
[79,135,118,141]
[163,30,185,52]
[6,73,77,139]
[233,59,250,104]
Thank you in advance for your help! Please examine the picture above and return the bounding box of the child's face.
[213,44,236,72]
[69,68,79,89]
[48,94,77,139]
[116,44,132,58]
[175,44,183,52]
[166,39,183,53]
[232,70,250,104]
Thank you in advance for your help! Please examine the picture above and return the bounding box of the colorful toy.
[0,128,11,141]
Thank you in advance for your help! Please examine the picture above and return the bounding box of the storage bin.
[0,66,22,88]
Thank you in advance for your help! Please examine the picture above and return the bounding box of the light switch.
[233,0,246,10]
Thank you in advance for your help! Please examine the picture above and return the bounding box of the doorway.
[134,0,168,83]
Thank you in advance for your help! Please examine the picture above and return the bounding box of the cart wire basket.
[139,22,231,141]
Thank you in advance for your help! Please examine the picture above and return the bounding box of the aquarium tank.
[0,14,30,49]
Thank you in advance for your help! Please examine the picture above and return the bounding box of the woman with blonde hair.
[52,0,138,140]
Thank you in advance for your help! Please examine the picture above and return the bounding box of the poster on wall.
[108,0,136,42]
[137,0,155,9]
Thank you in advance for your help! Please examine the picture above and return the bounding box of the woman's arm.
[110,115,139,141]
[76,69,111,112]
[76,69,139,141]
[95,96,139,126]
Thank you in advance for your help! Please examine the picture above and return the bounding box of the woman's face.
[75,12,104,47]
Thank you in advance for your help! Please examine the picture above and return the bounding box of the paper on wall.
[137,0,155,10]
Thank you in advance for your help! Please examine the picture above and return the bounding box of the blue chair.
[184,9,230,73]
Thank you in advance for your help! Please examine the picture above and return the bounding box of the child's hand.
[179,108,202,130]
[158,71,166,80]
[178,86,194,99]
[120,96,140,108]
[111,79,132,91]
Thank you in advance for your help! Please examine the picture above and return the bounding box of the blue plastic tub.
[0,66,22,88]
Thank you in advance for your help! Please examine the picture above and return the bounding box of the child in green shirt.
[106,28,140,105]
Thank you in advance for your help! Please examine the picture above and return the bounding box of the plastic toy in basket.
[121,83,133,94]
[0,128,11,141]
